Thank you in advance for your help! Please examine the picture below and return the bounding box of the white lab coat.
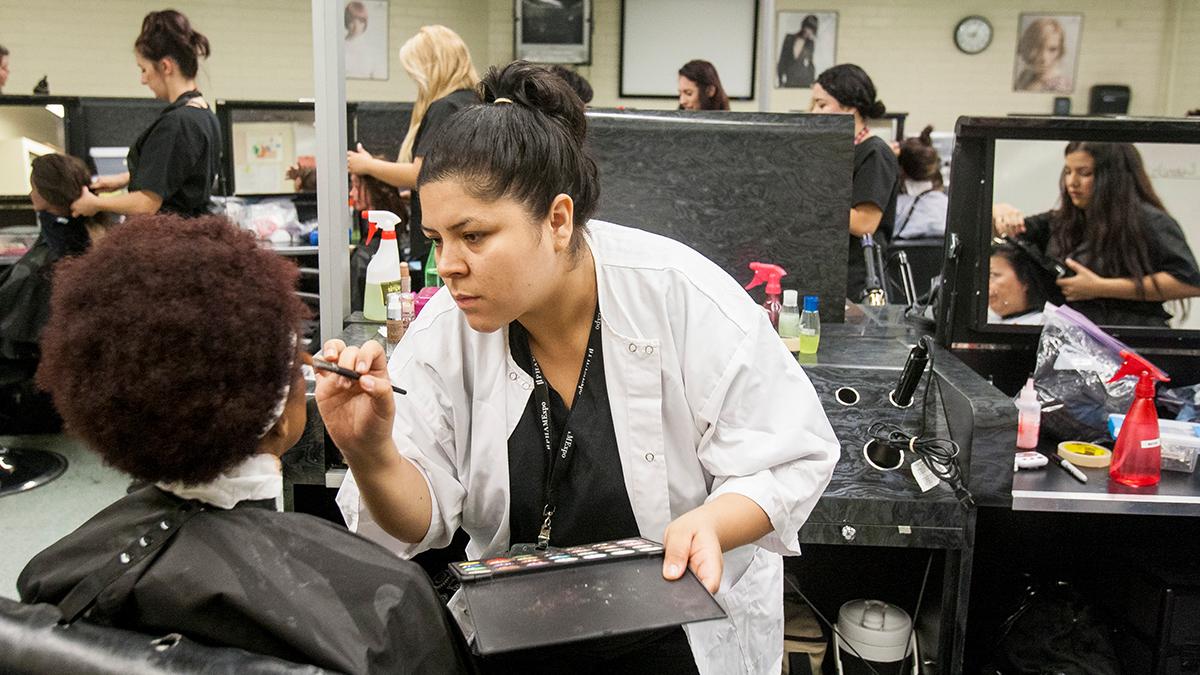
[338,220,840,674]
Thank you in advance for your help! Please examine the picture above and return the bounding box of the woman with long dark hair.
[677,59,730,111]
[72,10,220,218]
[994,142,1200,326]
[810,63,898,300]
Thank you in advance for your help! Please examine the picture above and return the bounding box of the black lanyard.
[527,307,603,550]
[894,188,937,239]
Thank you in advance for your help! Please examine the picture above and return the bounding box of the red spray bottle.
[1108,350,1170,487]
[745,263,787,329]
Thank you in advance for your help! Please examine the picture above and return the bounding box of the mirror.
[0,103,67,198]
[226,106,316,196]
[985,139,1200,330]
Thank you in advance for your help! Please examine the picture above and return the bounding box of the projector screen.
[620,0,758,100]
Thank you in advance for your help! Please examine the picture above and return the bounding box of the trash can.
[834,599,917,675]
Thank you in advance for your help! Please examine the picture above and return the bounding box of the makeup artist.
[72,10,220,219]
[317,62,839,674]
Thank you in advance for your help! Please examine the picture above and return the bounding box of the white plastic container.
[778,290,801,353]
[1015,378,1041,449]
[835,599,916,675]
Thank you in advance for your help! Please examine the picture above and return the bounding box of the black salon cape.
[0,213,90,359]
[1024,202,1200,326]
[127,90,221,217]
[18,486,475,675]
[846,135,899,301]
[408,88,480,266]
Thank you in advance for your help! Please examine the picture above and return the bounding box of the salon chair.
[0,597,333,674]
[886,237,945,304]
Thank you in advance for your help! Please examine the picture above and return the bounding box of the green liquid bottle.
[799,295,820,354]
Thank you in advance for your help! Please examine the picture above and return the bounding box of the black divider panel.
[352,101,413,159]
[586,109,852,322]
[77,97,166,170]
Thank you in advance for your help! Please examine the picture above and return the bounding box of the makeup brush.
[303,352,407,395]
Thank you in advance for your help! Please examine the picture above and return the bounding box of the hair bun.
[866,100,887,119]
[918,125,934,145]
[482,61,587,143]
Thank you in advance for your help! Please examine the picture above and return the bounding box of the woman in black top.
[993,142,1200,327]
[72,10,220,218]
[810,64,899,301]
[348,25,481,267]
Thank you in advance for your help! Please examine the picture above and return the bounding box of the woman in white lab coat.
[317,61,840,674]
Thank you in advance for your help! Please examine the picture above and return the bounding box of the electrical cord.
[869,336,975,508]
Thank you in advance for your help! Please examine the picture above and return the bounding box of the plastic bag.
[1031,304,1142,442]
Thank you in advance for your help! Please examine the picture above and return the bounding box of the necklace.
[853,126,871,145]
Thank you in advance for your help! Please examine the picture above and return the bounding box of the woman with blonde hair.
[1014,17,1071,92]
[348,25,480,268]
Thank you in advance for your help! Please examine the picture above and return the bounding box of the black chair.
[886,237,946,305]
[0,597,332,675]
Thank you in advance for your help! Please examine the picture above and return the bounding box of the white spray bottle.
[362,210,403,321]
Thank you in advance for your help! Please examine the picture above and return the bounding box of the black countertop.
[312,306,1019,551]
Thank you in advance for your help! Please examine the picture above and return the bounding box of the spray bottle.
[745,262,787,329]
[363,210,403,321]
[1108,350,1170,487]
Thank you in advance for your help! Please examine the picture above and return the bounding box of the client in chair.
[18,214,474,674]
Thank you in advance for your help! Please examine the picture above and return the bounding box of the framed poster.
[515,0,592,65]
[1012,13,1083,93]
[776,11,837,89]
[619,0,757,99]
[344,0,389,80]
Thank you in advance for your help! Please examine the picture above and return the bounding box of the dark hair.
[678,60,730,111]
[37,215,307,485]
[801,15,819,34]
[135,9,211,79]
[898,125,942,189]
[418,61,599,256]
[816,64,886,119]
[992,242,1053,313]
[31,154,91,211]
[1050,142,1166,299]
[549,65,593,104]
[0,44,8,58]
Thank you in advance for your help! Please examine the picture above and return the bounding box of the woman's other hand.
[1057,258,1107,301]
[662,510,725,594]
[71,187,102,217]
[347,142,374,177]
[992,203,1026,237]
[314,338,396,465]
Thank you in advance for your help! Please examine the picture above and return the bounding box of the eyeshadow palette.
[451,538,665,582]
[450,537,726,655]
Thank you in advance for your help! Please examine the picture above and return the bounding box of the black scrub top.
[846,135,899,301]
[408,88,481,265]
[1024,202,1200,326]
[127,90,221,217]
[497,320,697,673]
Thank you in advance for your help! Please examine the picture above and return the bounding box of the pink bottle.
[744,262,787,329]
[1108,350,1170,487]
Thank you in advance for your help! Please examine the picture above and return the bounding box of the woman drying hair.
[994,142,1200,326]
[320,61,838,673]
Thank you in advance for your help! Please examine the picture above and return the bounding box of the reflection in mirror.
[0,103,66,197]
[987,140,1200,329]
[229,108,315,195]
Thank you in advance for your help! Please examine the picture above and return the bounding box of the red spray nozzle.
[1109,349,1170,397]
[744,262,787,295]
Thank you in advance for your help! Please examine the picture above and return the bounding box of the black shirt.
[127,90,221,217]
[506,319,640,548]
[1024,202,1200,326]
[409,88,481,265]
[496,320,697,673]
[846,135,899,300]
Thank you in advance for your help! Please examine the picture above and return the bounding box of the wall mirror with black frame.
[937,116,1200,385]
